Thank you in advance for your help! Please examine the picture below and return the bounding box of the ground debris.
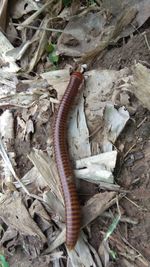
[0,0,150,266]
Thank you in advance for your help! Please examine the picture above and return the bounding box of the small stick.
[89,125,102,139]
[143,32,150,51]
[137,116,147,129]
[10,22,63,33]
[124,196,148,211]
[102,212,138,225]
[123,142,137,158]
[17,0,55,29]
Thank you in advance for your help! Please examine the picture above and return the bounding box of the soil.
[93,28,150,71]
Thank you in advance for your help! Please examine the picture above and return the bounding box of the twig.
[123,142,137,158]
[10,22,63,33]
[137,116,147,128]
[121,236,150,266]
[89,125,103,139]
[102,212,138,225]
[17,0,55,28]
[143,32,150,51]
[109,235,149,266]
[116,196,121,218]
[124,196,147,211]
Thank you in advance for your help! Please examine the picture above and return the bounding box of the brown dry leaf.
[103,104,130,151]
[43,191,65,222]
[0,92,39,108]
[6,39,37,62]
[14,166,48,192]
[27,15,50,72]
[74,151,117,184]
[131,63,150,111]
[57,4,139,62]
[10,0,39,19]
[6,18,18,43]
[84,69,126,133]
[80,6,137,63]
[57,11,107,57]
[28,149,64,204]
[102,0,150,38]
[17,0,54,29]
[67,231,101,267]
[0,31,20,72]
[82,191,116,226]
[0,71,18,95]
[70,0,81,16]
[0,193,46,243]
[0,77,50,108]
[29,199,52,232]
[84,68,130,154]
[0,227,18,254]
[25,118,34,137]
[0,0,8,30]
[98,240,110,267]
[41,69,70,100]
[44,191,117,253]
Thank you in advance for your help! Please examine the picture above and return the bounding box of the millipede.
[53,71,84,250]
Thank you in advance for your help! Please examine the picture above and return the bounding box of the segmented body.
[53,72,83,250]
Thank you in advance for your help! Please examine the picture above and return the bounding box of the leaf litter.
[0,0,150,266]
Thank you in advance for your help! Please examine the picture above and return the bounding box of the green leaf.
[109,249,117,260]
[45,43,55,53]
[49,51,59,64]
[104,215,120,241]
[0,255,10,267]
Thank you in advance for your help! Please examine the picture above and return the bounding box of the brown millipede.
[53,71,84,250]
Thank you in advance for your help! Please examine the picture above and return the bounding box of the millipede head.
[71,71,84,81]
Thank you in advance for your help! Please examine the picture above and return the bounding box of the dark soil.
[93,29,150,70]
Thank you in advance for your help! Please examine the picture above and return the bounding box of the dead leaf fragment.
[57,11,106,57]
[0,0,8,30]
[82,192,116,226]
[132,63,150,111]
[103,0,150,38]
[10,0,39,19]
[0,31,19,72]
[43,192,117,253]
[104,104,130,148]
[0,193,46,243]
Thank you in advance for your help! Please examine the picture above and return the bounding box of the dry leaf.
[0,31,19,72]
[0,110,15,185]
[131,63,150,111]
[75,151,117,184]
[43,192,117,253]
[57,11,107,57]
[10,0,39,19]
[0,193,46,243]
[28,149,64,204]
[103,0,150,38]
[0,0,8,30]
